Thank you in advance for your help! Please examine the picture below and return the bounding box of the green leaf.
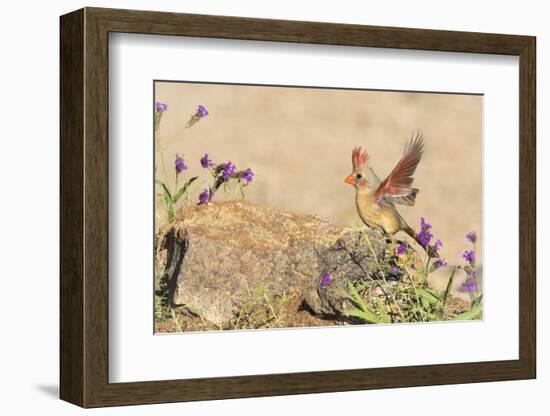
[416,288,441,306]
[427,312,440,321]
[345,283,381,324]
[346,308,380,324]
[443,267,457,308]
[167,203,175,223]
[375,298,391,323]
[172,176,198,203]
[454,302,483,321]
[158,182,173,210]
[346,283,365,309]
[420,296,430,310]
[353,281,370,292]
[158,181,173,201]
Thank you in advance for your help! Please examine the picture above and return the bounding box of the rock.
[157,200,396,327]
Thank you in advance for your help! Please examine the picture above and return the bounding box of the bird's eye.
[356,174,362,179]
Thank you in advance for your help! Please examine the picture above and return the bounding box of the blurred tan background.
[155,82,482,290]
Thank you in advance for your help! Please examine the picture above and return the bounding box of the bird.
[344,132,436,255]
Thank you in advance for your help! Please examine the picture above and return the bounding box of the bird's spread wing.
[392,189,419,206]
[375,133,424,206]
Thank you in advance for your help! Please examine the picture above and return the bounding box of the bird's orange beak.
[344,175,356,186]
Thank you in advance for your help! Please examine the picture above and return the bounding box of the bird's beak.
[344,175,356,186]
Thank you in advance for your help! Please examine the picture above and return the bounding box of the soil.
[154,291,473,334]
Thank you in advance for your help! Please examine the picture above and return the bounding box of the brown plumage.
[374,134,423,206]
[345,133,436,255]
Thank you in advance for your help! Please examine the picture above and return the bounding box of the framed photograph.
[60,7,536,408]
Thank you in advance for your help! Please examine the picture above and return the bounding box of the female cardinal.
[345,133,434,254]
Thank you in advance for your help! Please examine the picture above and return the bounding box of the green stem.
[363,233,405,321]
[473,242,480,300]
[425,256,432,283]
[161,124,189,150]
[442,267,458,318]
[408,270,426,322]
[159,150,170,193]
[154,120,171,194]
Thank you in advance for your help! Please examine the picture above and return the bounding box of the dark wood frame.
[60,7,536,408]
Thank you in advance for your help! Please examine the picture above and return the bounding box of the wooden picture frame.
[60,7,536,408]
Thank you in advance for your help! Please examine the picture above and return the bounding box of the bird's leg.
[386,233,398,252]
[380,230,400,253]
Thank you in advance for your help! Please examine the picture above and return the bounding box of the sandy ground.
[155,82,482,297]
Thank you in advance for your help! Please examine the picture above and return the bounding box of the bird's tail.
[404,225,439,258]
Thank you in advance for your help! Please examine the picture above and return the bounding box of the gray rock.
[157,200,397,327]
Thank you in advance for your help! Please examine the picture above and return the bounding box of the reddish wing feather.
[375,133,424,205]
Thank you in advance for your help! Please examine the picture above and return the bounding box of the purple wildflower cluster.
[186,104,210,128]
[389,264,403,278]
[416,217,446,268]
[155,101,257,213]
[320,272,332,289]
[200,153,215,169]
[461,231,478,294]
[432,239,446,269]
[154,102,168,134]
[462,278,477,293]
[466,231,477,244]
[242,168,254,183]
[462,250,475,263]
[196,104,209,118]
[200,154,253,183]
[396,241,408,255]
[433,258,447,269]
[222,161,237,180]
[197,153,256,205]
[198,188,213,205]
[174,153,187,174]
[418,217,433,247]
[155,101,168,112]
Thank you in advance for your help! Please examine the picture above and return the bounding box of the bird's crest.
[352,146,369,169]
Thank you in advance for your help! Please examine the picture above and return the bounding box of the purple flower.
[462,279,477,293]
[462,267,478,293]
[420,217,432,230]
[320,272,332,288]
[418,217,433,247]
[196,104,209,118]
[466,231,477,244]
[155,102,168,112]
[198,188,212,205]
[242,168,254,183]
[391,265,399,274]
[418,231,433,247]
[396,241,408,255]
[222,161,236,180]
[200,153,214,168]
[186,104,209,127]
[434,239,443,251]
[463,250,476,263]
[433,258,447,270]
[174,153,187,174]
